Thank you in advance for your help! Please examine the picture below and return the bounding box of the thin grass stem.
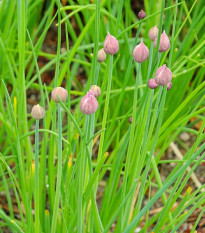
[34,120,40,233]
[51,104,63,233]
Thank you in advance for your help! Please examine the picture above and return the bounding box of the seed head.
[148,26,159,41]
[133,40,149,63]
[154,30,170,52]
[89,85,101,98]
[138,10,146,19]
[155,65,172,86]
[167,82,172,90]
[31,104,45,120]
[104,32,119,55]
[51,87,68,103]
[80,91,98,115]
[97,49,106,63]
[148,78,159,89]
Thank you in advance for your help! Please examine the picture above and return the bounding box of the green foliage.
[0,0,204,232]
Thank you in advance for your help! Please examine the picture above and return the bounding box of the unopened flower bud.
[104,32,119,55]
[80,91,98,115]
[167,82,172,90]
[129,117,132,124]
[148,26,159,41]
[133,40,149,63]
[138,10,146,19]
[51,87,68,103]
[154,30,170,52]
[148,78,159,89]
[97,49,106,63]
[31,104,45,120]
[155,65,172,86]
[89,85,101,98]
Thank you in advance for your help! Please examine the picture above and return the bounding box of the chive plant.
[31,104,45,233]
[0,0,205,232]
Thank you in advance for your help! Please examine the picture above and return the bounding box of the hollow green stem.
[120,63,141,230]
[94,63,100,85]
[104,23,142,145]
[151,156,173,224]
[77,115,89,233]
[34,120,40,233]
[51,104,62,233]
[123,63,141,188]
[97,55,113,160]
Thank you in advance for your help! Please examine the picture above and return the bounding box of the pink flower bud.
[51,87,68,103]
[167,82,172,90]
[148,26,159,41]
[80,91,98,115]
[148,78,159,89]
[155,65,172,86]
[129,117,132,124]
[154,30,170,52]
[133,40,149,63]
[89,85,101,98]
[31,104,45,120]
[97,49,106,63]
[104,32,119,55]
[138,10,146,19]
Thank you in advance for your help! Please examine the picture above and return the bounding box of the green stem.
[152,0,165,71]
[147,42,154,80]
[168,0,178,68]
[51,104,62,233]
[34,120,40,233]
[97,55,113,160]
[94,63,100,85]
[115,0,124,35]
[120,63,141,230]
[123,63,141,190]
[151,156,173,223]
[90,0,100,85]
[104,23,141,146]
[65,23,71,158]
[77,115,89,233]
[17,1,33,229]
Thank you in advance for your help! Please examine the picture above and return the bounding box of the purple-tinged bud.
[31,104,45,120]
[133,40,149,63]
[138,10,146,19]
[97,49,106,63]
[148,78,159,89]
[129,117,132,124]
[80,91,98,115]
[51,87,68,103]
[167,82,172,90]
[89,85,101,98]
[155,65,172,86]
[104,32,119,55]
[154,30,170,52]
[148,26,159,41]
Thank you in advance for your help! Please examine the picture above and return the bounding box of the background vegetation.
[0,0,205,232]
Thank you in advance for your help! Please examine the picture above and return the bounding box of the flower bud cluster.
[31,10,174,123]
[133,40,149,63]
[51,87,68,103]
[80,90,99,115]
[147,22,173,89]
[31,86,69,120]
[79,85,101,115]
[148,65,172,90]
[104,32,119,55]
[154,30,170,52]
[97,49,106,63]
[138,10,146,19]
[31,104,45,120]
